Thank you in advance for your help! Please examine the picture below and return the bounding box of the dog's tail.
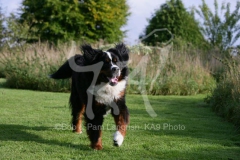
[49,60,72,79]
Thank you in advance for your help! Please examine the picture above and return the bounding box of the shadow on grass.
[128,97,240,148]
[0,124,90,150]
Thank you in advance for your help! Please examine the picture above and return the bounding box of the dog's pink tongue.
[111,77,118,83]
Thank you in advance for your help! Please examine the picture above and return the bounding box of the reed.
[0,42,216,95]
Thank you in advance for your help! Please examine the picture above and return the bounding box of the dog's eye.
[113,58,117,63]
[105,58,110,63]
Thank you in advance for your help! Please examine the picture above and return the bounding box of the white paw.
[76,131,82,134]
[113,131,124,146]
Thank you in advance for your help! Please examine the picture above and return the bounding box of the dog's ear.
[81,44,102,64]
[81,44,95,63]
[115,43,129,62]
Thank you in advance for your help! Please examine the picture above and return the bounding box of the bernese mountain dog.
[50,43,129,150]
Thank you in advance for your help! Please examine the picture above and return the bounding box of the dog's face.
[99,51,122,86]
[81,43,129,86]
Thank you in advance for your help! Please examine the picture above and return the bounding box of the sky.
[0,0,237,45]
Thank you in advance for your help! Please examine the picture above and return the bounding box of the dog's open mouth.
[107,76,119,86]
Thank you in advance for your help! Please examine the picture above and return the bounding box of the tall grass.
[205,56,240,127]
[0,43,72,92]
[128,44,216,95]
[0,42,216,95]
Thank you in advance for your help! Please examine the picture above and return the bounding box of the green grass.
[0,80,240,159]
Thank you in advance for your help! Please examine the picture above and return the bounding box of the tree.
[19,0,84,43]
[195,0,240,50]
[5,13,31,44]
[79,0,129,43]
[0,5,5,44]
[19,0,129,44]
[140,0,205,47]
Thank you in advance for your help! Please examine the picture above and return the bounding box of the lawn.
[0,80,240,159]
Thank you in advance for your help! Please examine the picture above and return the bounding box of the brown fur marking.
[75,104,85,133]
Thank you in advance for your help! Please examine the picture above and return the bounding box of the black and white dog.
[50,43,129,150]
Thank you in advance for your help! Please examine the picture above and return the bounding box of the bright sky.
[0,0,236,45]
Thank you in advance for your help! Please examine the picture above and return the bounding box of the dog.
[50,43,130,150]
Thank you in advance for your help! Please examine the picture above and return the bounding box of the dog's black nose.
[112,67,120,72]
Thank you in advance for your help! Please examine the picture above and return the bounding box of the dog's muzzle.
[108,66,120,86]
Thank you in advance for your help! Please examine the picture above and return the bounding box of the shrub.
[0,42,216,95]
[205,57,240,127]
[128,44,216,95]
[0,64,5,78]
[0,43,72,92]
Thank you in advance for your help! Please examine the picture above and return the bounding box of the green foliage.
[19,0,84,43]
[4,14,32,45]
[128,43,216,95]
[205,57,240,127]
[0,43,71,92]
[0,5,5,46]
[19,0,129,44]
[79,0,129,43]
[0,6,7,78]
[195,0,240,50]
[0,42,216,95]
[140,0,206,47]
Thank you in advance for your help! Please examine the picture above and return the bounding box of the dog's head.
[81,43,129,86]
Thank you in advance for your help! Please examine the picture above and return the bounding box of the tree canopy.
[140,0,205,47]
[19,0,129,44]
[195,0,240,50]
[0,5,5,44]
[78,0,129,43]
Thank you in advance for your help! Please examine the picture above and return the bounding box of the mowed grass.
[0,82,240,159]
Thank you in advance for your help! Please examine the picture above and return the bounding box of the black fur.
[50,43,130,150]
[49,61,72,79]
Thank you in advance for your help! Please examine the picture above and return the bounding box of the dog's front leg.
[85,116,104,150]
[112,105,129,147]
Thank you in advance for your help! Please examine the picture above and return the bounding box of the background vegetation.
[128,42,216,95]
[0,6,4,46]
[0,0,240,134]
[195,0,240,50]
[140,0,207,48]
[205,56,240,127]
[0,43,71,92]
[0,41,216,96]
[138,0,240,129]
[18,0,129,44]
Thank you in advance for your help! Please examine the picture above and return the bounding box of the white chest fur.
[94,80,126,105]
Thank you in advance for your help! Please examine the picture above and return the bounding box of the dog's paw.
[73,128,83,134]
[92,144,103,150]
[113,131,124,146]
[76,131,82,134]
